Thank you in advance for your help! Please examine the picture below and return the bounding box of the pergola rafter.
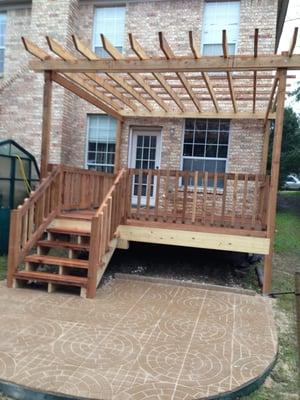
[22,29,300,121]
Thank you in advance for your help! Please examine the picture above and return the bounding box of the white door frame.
[128,126,162,206]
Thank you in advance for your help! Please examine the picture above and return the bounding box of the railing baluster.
[251,174,259,230]
[145,170,152,220]
[241,174,248,229]
[164,169,170,222]
[181,170,188,224]
[154,169,160,221]
[137,169,143,220]
[231,173,238,228]
[210,173,218,226]
[202,172,208,225]
[192,171,198,224]
[173,170,179,223]
[221,173,227,227]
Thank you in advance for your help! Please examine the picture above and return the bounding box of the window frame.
[0,12,7,75]
[85,114,117,173]
[92,5,126,57]
[180,119,231,190]
[201,1,240,56]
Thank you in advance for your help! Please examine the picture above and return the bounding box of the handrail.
[87,168,128,298]
[7,165,63,288]
[127,168,270,232]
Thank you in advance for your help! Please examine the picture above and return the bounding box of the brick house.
[0,0,288,173]
[2,0,298,298]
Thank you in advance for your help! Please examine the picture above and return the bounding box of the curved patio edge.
[0,353,277,400]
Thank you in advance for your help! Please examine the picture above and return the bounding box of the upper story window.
[86,115,117,173]
[182,119,230,187]
[0,12,7,74]
[93,6,125,58]
[202,1,240,56]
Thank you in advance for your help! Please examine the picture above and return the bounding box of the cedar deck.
[6,29,300,297]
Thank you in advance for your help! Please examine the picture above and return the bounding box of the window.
[182,119,230,187]
[202,1,240,56]
[93,7,125,58]
[0,12,7,74]
[86,115,117,173]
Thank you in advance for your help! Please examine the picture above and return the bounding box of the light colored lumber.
[117,225,270,254]
[289,27,298,57]
[263,68,288,294]
[49,217,91,232]
[223,30,238,113]
[101,34,170,112]
[52,72,122,120]
[29,53,300,74]
[129,33,186,112]
[72,35,153,112]
[189,31,219,112]
[159,32,202,112]
[46,36,136,111]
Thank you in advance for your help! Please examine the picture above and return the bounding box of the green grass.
[0,256,7,281]
[243,192,299,399]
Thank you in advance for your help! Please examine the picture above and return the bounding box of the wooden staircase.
[7,166,128,298]
[13,211,93,296]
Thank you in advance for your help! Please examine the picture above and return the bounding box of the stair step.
[14,271,87,287]
[47,227,91,237]
[24,255,88,269]
[59,211,95,220]
[37,240,90,251]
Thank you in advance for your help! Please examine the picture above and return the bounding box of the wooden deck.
[7,165,271,298]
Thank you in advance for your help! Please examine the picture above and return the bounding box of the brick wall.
[0,0,278,175]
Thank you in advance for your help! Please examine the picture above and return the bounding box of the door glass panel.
[132,133,159,204]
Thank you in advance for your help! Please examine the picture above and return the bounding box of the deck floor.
[0,277,277,399]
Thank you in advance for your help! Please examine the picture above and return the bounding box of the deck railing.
[87,168,128,298]
[7,164,117,287]
[127,169,270,232]
[7,165,62,287]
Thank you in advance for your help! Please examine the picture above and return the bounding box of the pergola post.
[40,70,53,178]
[263,68,287,295]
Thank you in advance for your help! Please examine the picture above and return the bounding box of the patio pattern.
[0,277,277,399]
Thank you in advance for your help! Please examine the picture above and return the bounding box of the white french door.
[129,127,162,206]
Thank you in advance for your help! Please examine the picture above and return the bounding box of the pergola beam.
[289,27,298,57]
[46,36,136,111]
[52,72,123,120]
[72,35,153,112]
[159,32,202,112]
[22,37,123,117]
[189,31,220,113]
[29,54,300,73]
[129,33,186,112]
[101,34,170,112]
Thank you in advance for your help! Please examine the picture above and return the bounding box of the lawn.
[0,192,299,400]
[243,191,300,399]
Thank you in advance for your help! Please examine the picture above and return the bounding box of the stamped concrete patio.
[0,276,277,400]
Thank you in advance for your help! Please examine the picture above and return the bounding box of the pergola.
[22,28,300,294]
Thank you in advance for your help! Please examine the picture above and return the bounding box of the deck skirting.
[117,224,270,254]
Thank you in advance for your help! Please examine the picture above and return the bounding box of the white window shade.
[202,1,240,56]
[0,12,7,74]
[93,7,125,58]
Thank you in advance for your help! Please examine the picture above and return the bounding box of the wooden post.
[7,210,22,288]
[263,68,287,295]
[114,120,123,173]
[41,71,53,178]
[261,120,271,174]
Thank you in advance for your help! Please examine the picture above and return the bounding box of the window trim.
[0,11,7,76]
[92,5,126,57]
[180,119,231,189]
[201,1,240,56]
[85,114,117,173]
